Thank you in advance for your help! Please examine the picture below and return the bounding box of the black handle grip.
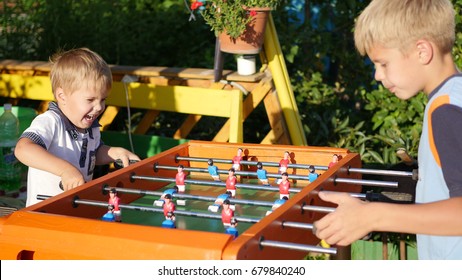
[114,159,139,169]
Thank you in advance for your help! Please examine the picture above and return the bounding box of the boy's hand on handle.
[109,147,140,168]
[313,191,373,246]
[114,159,140,169]
[59,168,85,191]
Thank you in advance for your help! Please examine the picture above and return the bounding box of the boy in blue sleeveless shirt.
[314,0,462,259]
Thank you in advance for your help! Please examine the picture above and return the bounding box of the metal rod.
[176,155,415,177]
[36,195,326,226]
[334,177,398,188]
[282,221,315,230]
[69,197,260,224]
[39,196,332,232]
[176,155,327,170]
[131,175,302,193]
[149,165,400,188]
[103,186,275,207]
[260,240,337,255]
[176,156,229,164]
[156,164,283,179]
[302,205,335,213]
[38,191,375,209]
[348,167,413,177]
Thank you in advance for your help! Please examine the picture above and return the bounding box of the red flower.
[191,1,203,10]
[249,10,257,17]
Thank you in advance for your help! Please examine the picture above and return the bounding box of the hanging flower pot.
[218,7,271,54]
[189,1,280,54]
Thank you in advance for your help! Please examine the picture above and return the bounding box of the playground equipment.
[0,15,307,158]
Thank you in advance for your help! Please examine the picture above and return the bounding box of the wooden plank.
[173,114,202,139]
[213,78,272,142]
[260,120,290,145]
[260,129,277,144]
[263,88,291,144]
[134,110,160,134]
[0,60,265,83]
[0,60,50,72]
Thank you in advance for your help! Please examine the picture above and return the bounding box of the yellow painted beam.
[228,89,243,143]
[0,74,242,118]
[214,79,271,142]
[110,82,241,118]
[0,73,243,143]
[264,15,307,146]
[99,106,120,131]
[0,74,54,101]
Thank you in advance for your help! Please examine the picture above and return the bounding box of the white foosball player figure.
[265,196,289,216]
[154,186,186,207]
[208,191,235,212]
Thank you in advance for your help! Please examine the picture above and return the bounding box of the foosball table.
[0,140,405,260]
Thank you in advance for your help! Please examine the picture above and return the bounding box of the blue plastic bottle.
[0,103,21,192]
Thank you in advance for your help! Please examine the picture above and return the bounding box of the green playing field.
[121,177,300,234]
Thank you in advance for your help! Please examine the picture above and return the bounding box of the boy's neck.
[424,53,458,94]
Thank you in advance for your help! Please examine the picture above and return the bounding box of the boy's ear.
[55,87,66,103]
[416,40,433,65]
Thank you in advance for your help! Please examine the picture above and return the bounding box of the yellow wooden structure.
[0,15,306,146]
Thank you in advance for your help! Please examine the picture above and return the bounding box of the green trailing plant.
[190,0,280,39]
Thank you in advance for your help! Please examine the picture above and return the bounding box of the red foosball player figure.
[163,194,176,219]
[226,168,237,197]
[225,217,239,239]
[108,188,121,222]
[161,211,176,229]
[277,151,290,184]
[102,204,116,222]
[232,148,243,171]
[221,199,234,227]
[278,172,290,200]
[176,164,187,192]
[328,154,339,169]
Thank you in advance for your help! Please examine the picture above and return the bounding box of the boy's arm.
[95,145,140,167]
[313,191,462,246]
[14,137,84,191]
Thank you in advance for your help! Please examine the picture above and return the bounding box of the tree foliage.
[1,0,462,166]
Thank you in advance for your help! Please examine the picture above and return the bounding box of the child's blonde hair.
[354,0,455,56]
[49,48,112,96]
